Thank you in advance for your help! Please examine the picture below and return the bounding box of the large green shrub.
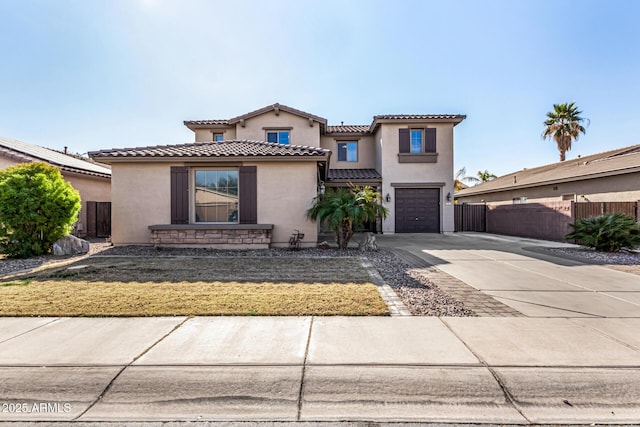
[565,213,640,252]
[0,162,81,258]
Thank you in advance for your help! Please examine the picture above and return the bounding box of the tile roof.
[88,140,330,161]
[184,103,328,129]
[326,125,370,134]
[328,168,382,181]
[373,114,467,120]
[0,136,111,178]
[456,144,640,197]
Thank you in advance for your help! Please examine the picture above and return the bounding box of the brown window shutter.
[425,128,437,153]
[239,166,257,224]
[399,128,410,153]
[170,166,189,224]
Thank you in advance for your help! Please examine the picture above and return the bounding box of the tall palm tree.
[306,184,388,250]
[542,102,588,161]
[476,170,497,182]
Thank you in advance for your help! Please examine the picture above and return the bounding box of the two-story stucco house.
[89,103,465,248]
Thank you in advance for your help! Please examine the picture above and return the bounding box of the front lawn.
[0,256,388,316]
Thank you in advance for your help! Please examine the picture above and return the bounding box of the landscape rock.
[317,241,331,249]
[53,235,90,256]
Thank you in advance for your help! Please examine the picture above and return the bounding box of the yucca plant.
[565,213,640,252]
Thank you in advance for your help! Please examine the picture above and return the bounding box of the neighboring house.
[0,136,112,237]
[89,103,465,247]
[455,144,640,204]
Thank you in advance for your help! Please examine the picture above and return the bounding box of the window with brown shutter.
[239,166,257,224]
[170,166,189,224]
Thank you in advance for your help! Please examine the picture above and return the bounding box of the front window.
[337,141,358,162]
[194,170,239,222]
[410,129,423,153]
[267,131,290,145]
[213,133,224,141]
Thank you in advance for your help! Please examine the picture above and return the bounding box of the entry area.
[395,188,440,233]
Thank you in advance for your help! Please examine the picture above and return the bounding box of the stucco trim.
[391,182,445,188]
[398,153,438,163]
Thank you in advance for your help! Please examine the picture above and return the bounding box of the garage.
[395,188,440,233]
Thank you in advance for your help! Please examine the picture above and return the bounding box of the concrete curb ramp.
[0,316,639,424]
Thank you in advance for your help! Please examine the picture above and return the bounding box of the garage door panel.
[395,188,440,233]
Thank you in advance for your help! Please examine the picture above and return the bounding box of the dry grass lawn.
[0,256,388,316]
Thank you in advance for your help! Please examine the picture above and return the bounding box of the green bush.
[565,213,640,252]
[0,162,81,258]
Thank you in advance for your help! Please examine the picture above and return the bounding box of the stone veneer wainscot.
[148,224,274,249]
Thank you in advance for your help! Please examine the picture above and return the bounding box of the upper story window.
[267,130,290,145]
[337,141,358,162]
[410,130,423,153]
[194,169,239,223]
[213,133,224,142]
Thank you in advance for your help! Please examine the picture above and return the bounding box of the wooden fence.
[455,201,638,241]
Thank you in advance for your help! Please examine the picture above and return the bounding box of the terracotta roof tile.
[88,140,330,160]
[373,114,466,120]
[183,119,229,126]
[326,125,370,134]
[328,168,382,181]
[456,144,640,197]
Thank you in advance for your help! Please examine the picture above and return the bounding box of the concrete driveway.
[378,232,640,318]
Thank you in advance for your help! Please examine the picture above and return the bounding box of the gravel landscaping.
[548,247,640,275]
[1,243,475,317]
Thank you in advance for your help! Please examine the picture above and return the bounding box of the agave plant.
[565,213,640,252]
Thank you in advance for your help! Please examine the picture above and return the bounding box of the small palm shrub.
[565,213,640,252]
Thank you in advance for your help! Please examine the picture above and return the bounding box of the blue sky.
[1,0,638,177]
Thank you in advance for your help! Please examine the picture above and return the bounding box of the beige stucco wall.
[64,173,111,236]
[320,135,376,169]
[377,123,456,233]
[248,161,319,247]
[110,162,171,245]
[109,160,319,247]
[0,155,111,237]
[194,128,236,142]
[235,111,321,147]
[456,172,640,205]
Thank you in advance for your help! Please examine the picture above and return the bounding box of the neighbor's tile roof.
[0,136,111,178]
[456,144,640,197]
[328,168,382,181]
[326,125,370,134]
[88,140,330,160]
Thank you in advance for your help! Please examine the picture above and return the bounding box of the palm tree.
[454,167,479,190]
[542,102,588,161]
[476,170,497,182]
[306,184,388,250]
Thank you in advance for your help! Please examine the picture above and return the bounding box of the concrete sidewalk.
[1,316,639,424]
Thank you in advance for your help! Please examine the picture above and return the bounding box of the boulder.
[317,241,331,249]
[53,235,90,256]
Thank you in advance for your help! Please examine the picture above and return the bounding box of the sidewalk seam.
[297,316,314,421]
[73,316,191,421]
[0,318,61,345]
[439,317,532,424]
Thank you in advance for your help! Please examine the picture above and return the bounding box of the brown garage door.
[395,188,440,233]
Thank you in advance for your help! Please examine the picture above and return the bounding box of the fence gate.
[86,201,112,238]
[573,202,638,221]
[454,204,487,232]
